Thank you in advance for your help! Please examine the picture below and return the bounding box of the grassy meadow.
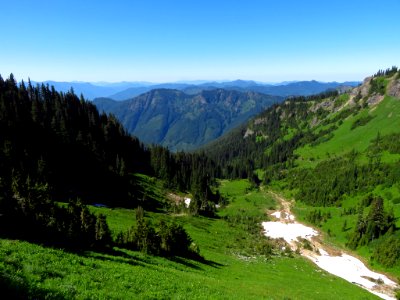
[0,179,380,299]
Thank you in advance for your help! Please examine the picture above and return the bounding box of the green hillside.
[205,67,400,280]
[295,95,400,167]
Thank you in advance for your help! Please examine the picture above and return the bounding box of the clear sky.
[1,0,399,83]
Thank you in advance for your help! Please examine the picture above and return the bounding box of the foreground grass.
[0,179,379,299]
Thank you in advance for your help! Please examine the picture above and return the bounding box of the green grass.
[90,206,136,237]
[0,239,380,299]
[292,197,360,248]
[296,96,400,167]
[334,93,350,108]
[218,180,275,217]
[0,179,380,299]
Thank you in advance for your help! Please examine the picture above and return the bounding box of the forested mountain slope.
[94,89,282,151]
[0,74,222,250]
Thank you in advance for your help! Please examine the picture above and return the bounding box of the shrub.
[369,77,387,95]
[372,235,400,267]
[351,115,375,130]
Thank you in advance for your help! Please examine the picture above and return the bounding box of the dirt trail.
[263,191,398,300]
[271,191,292,217]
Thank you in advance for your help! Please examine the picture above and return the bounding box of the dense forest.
[0,74,220,254]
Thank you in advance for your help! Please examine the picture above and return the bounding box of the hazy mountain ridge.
[29,80,134,100]
[109,80,360,100]
[94,89,282,151]
[28,79,359,101]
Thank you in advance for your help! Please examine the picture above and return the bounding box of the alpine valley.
[92,80,358,151]
[94,89,281,151]
[1,67,400,300]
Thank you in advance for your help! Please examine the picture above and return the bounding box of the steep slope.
[205,68,400,175]
[205,67,400,281]
[94,89,282,151]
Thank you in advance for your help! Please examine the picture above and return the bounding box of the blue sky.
[1,0,399,82]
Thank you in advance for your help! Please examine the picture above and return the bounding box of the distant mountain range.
[107,80,360,100]
[30,81,137,100]
[31,79,360,100]
[94,89,283,151]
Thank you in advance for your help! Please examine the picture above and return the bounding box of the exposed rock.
[388,79,400,98]
[367,94,384,106]
[351,76,371,98]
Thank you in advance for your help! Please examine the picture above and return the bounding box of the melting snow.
[263,210,397,300]
[262,221,318,244]
[309,249,396,290]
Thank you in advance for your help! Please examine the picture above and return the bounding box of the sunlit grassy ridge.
[296,96,400,167]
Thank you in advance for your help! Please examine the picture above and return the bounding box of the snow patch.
[263,210,397,300]
[308,249,396,291]
[262,221,318,244]
[184,197,191,208]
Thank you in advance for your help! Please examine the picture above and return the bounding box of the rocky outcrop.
[388,79,400,98]
[351,76,372,98]
[367,94,384,106]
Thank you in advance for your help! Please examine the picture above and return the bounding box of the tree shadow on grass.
[83,246,224,272]
[166,253,224,270]
[166,256,204,270]
[200,258,224,268]
[80,247,151,268]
